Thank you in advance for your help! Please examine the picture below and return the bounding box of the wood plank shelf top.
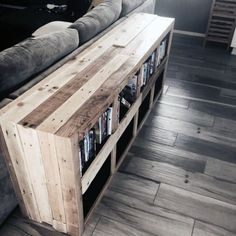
[0,13,174,236]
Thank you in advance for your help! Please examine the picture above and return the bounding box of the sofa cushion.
[127,0,155,15]
[0,29,79,98]
[120,0,146,17]
[69,0,122,44]
[0,152,17,225]
[32,21,72,37]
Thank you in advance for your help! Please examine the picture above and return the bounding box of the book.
[127,75,138,98]
[79,139,85,170]
[107,107,113,135]
[156,47,161,67]
[150,51,156,75]
[119,95,131,109]
[88,129,96,159]
[79,149,82,177]
[84,132,89,162]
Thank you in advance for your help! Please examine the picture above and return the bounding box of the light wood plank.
[155,184,236,233]
[54,135,84,236]
[0,123,40,221]
[38,54,129,134]
[37,131,67,232]
[16,125,52,224]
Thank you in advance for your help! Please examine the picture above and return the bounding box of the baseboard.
[174,29,206,38]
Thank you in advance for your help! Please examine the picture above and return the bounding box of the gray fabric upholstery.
[32,21,72,37]
[0,29,79,98]
[129,0,155,15]
[69,0,122,44]
[120,0,146,17]
[0,152,17,225]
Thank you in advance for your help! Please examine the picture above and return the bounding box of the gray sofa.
[0,0,155,225]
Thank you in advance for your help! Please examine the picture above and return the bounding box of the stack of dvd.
[79,107,113,175]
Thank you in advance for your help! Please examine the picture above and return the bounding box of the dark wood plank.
[166,80,236,107]
[193,221,236,236]
[95,189,194,236]
[189,100,236,120]
[213,117,236,139]
[174,133,236,164]
[157,94,190,108]
[155,184,236,233]
[83,213,100,236]
[121,155,236,204]
[137,124,177,147]
[109,172,159,203]
[152,103,215,127]
[93,217,153,236]
[145,115,236,147]
[129,139,206,173]
[205,159,236,183]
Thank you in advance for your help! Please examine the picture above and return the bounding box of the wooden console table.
[0,13,174,236]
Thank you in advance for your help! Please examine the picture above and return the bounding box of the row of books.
[119,74,138,120]
[118,38,168,117]
[79,107,113,175]
[141,37,168,87]
[78,37,168,175]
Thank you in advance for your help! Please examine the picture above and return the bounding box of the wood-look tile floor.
[84,35,236,236]
[1,35,236,236]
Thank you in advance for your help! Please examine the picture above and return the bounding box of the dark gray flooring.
[1,35,236,236]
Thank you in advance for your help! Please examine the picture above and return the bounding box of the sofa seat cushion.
[0,29,79,99]
[0,151,17,225]
[32,21,72,37]
[69,0,122,44]
[120,0,146,17]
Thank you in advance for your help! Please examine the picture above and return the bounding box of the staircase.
[205,0,236,48]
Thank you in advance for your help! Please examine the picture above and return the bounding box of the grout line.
[191,220,196,236]
[91,215,102,236]
[153,183,161,204]
[165,93,236,108]
[173,133,179,147]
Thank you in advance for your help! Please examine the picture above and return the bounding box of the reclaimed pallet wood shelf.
[0,13,174,236]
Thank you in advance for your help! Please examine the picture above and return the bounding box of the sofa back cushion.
[32,21,72,37]
[120,0,146,17]
[0,29,79,99]
[69,0,122,44]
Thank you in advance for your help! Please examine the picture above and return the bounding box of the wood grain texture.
[155,184,236,233]
[152,103,215,127]
[175,133,236,164]
[93,217,153,236]
[205,158,236,183]
[109,172,159,203]
[0,13,174,234]
[121,155,236,205]
[145,115,236,148]
[95,189,194,236]
[129,139,206,173]
[192,221,236,236]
